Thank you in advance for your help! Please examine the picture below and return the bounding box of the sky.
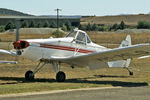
[0,0,150,16]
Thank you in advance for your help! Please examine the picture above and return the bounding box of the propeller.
[8,19,24,63]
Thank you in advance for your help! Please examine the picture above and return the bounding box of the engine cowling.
[13,40,29,49]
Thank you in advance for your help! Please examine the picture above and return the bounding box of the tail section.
[108,35,131,68]
[119,35,131,47]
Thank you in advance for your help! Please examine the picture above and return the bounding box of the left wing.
[0,49,17,64]
[0,49,17,56]
[49,43,150,67]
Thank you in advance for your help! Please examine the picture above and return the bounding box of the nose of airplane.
[13,40,29,49]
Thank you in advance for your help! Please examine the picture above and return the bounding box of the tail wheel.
[25,70,34,81]
[56,71,66,82]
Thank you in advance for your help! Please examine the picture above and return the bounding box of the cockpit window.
[65,31,77,38]
[76,32,86,44]
[87,36,91,43]
[66,30,92,44]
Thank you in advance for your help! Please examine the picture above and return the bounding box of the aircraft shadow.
[94,75,130,78]
[0,76,148,87]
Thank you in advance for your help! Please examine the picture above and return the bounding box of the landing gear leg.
[126,68,133,76]
[25,62,46,81]
[52,62,66,82]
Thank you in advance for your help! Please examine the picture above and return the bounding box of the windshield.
[65,31,77,38]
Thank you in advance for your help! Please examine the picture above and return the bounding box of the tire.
[56,71,66,82]
[129,72,133,76]
[25,70,34,81]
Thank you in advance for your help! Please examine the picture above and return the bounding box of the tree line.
[0,20,74,32]
[79,20,150,31]
[1,20,150,33]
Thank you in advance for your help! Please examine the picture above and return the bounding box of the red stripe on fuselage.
[39,43,95,54]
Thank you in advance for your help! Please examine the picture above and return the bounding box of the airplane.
[1,29,150,82]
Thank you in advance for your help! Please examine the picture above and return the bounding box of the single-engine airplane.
[1,29,150,82]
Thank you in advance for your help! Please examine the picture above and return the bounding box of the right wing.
[48,43,150,67]
[0,61,17,64]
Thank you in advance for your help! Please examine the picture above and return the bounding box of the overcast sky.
[0,0,150,16]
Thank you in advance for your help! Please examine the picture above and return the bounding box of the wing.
[0,61,17,64]
[49,43,150,67]
[0,49,17,64]
[0,49,17,56]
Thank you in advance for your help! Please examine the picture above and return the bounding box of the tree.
[91,24,98,31]
[86,23,92,31]
[37,22,42,28]
[119,21,126,30]
[43,20,49,27]
[29,21,35,28]
[65,20,72,31]
[21,21,28,28]
[5,22,15,30]
[111,23,119,31]
[50,21,57,28]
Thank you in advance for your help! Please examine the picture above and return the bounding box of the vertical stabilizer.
[119,35,131,48]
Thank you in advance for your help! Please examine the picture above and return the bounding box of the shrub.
[137,21,150,29]
[0,26,5,32]
[61,24,67,32]
[111,23,119,31]
[52,30,64,38]
[98,26,104,31]
[78,24,86,30]
[5,22,15,30]
[91,24,99,31]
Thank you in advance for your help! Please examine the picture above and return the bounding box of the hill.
[0,8,33,16]
[81,14,150,26]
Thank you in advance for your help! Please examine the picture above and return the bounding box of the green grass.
[0,82,109,94]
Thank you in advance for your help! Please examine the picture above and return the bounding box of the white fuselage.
[20,37,109,61]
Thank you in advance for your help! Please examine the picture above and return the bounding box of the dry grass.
[0,32,150,94]
[1,32,150,45]
[0,33,53,42]
[81,14,150,26]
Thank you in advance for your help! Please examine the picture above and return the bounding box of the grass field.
[0,32,150,94]
[81,14,150,26]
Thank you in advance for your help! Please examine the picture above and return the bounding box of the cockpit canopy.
[66,30,91,44]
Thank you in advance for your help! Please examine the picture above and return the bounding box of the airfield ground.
[0,32,150,94]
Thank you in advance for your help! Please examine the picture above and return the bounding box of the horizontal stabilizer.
[0,61,17,64]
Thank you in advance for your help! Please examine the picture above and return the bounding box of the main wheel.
[25,70,34,81]
[56,71,66,82]
[129,71,133,76]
